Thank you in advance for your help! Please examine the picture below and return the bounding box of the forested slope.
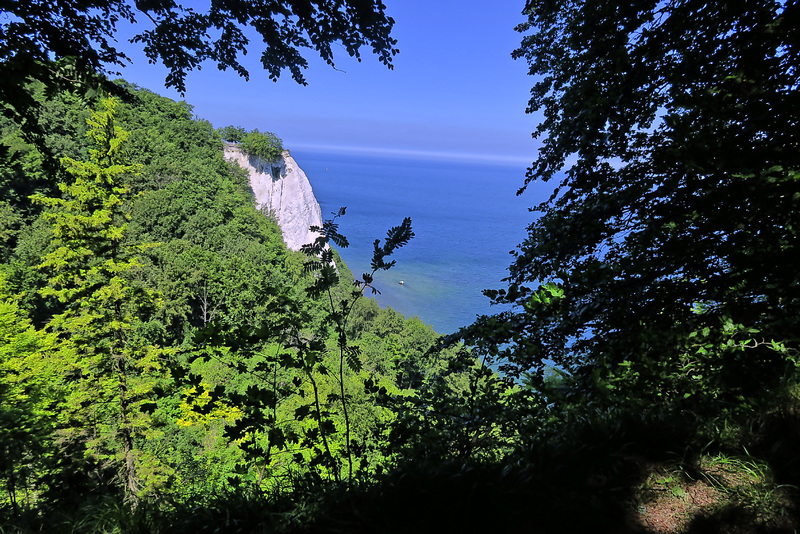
[3,0,800,528]
[0,84,475,530]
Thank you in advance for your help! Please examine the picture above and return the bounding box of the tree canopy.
[464,0,800,418]
[239,129,284,161]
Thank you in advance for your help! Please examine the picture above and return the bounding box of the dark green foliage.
[108,87,292,348]
[239,129,284,162]
[0,88,89,249]
[299,208,414,481]
[114,83,229,192]
[463,0,800,425]
[218,125,247,143]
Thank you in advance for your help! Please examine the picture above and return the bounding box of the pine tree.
[0,272,56,515]
[32,98,171,504]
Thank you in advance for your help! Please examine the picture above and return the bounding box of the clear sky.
[114,0,538,165]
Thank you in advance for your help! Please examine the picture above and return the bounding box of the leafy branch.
[302,207,413,482]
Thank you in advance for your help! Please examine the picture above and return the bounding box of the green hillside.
[3,0,800,528]
[1,84,480,531]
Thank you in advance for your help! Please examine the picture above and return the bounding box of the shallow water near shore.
[292,149,543,335]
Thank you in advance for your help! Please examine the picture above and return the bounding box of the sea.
[291,149,545,335]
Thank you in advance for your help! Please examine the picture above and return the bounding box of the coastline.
[292,149,536,335]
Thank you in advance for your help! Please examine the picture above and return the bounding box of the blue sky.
[115,0,537,165]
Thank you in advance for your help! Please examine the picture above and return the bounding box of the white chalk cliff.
[224,145,323,251]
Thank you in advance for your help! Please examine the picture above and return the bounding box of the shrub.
[218,125,247,143]
[240,129,283,161]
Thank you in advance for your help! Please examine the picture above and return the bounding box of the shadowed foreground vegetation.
[1,81,797,534]
[2,0,800,532]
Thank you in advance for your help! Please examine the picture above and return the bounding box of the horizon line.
[287,143,533,167]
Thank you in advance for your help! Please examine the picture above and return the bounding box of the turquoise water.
[291,150,542,335]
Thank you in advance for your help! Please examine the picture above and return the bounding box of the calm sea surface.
[291,149,543,335]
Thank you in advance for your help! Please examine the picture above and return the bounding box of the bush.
[218,125,247,143]
[240,129,283,161]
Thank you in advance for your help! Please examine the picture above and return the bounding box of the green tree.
[0,271,57,516]
[239,129,284,162]
[464,0,800,421]
[0,201,21,259]
[215,211,414,486]
[31,98,171,503]
[218,125,247,144]
[113,84,228,192]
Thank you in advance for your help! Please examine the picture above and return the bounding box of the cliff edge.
[224,145,323,251]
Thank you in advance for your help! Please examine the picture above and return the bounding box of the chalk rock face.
[224,145,323,251]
